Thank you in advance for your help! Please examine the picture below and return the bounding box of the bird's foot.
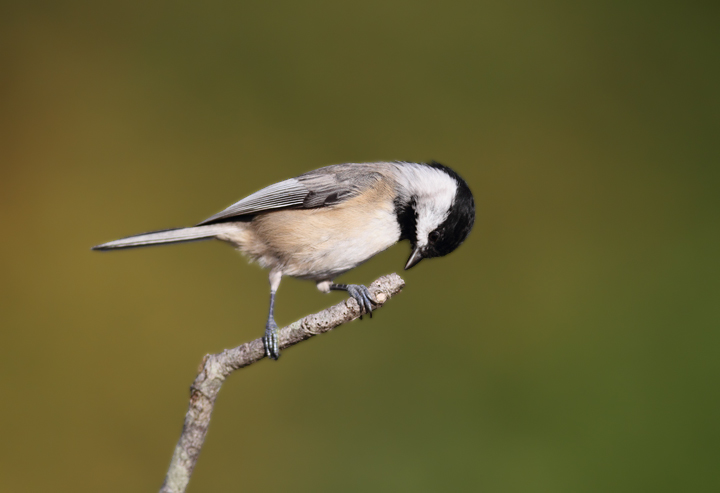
[345,284,377,319]
[263,320,280,360]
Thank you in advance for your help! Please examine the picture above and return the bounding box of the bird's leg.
[263,292,279,360]
[263,270,282,360]
[329,283,377,319]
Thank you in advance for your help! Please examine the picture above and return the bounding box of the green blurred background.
[2,1,719,492]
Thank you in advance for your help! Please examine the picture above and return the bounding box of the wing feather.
[197,178,309,225]
[197,163,387,225]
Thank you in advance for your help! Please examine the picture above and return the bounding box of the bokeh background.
[2,1,719,492]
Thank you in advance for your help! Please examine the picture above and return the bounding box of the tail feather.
[92,225,227,251]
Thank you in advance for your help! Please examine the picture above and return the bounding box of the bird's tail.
[92,225,229,251]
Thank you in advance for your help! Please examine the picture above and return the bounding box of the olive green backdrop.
[1,1,718,492]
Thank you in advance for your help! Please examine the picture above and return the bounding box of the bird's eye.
[429,231,440,244]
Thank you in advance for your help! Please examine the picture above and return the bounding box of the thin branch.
[159,273,406,493]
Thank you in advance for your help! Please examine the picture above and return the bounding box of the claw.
[345,284,377,318]
[263,319,280,360]
[329,283,378,319]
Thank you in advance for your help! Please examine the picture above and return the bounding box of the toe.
[363,295,373,317]
[359,286,375,315]
[263,326,280,360]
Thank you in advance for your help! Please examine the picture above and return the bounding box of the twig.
[159,273,405,493]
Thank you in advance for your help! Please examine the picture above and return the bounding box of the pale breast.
[250,180,401,280]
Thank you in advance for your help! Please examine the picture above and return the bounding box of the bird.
[93,161,475,359]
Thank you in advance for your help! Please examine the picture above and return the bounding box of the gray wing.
[197,163,386,225]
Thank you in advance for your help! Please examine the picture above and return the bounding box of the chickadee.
[93,161,475,359]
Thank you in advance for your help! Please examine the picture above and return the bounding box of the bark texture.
[159,273,405,493]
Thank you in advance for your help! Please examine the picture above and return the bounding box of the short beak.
[404,247,424,270]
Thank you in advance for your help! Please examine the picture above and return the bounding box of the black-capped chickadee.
[93,161,475,359]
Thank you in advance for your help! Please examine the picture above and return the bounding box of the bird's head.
[393,161,475,270]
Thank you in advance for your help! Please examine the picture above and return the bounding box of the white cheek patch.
[392,163,457,247]
[415,203,448,247]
